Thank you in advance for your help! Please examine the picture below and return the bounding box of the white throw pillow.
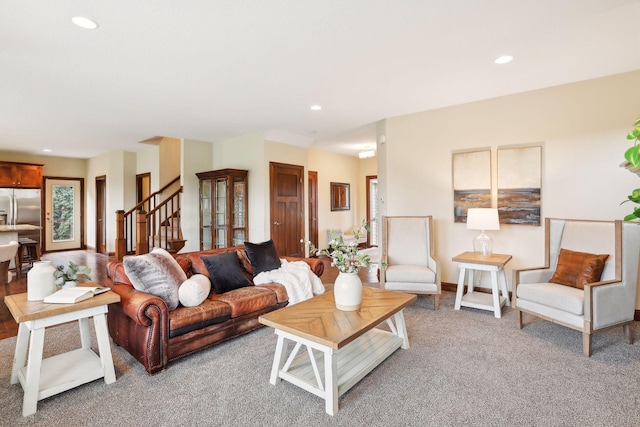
[179,274,211,307]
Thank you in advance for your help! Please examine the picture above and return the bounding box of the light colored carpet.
[1,291,640,426]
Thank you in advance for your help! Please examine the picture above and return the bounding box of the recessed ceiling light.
[71,16,99,30]
[42,149,52,152]
[494,55,513,65]
[310,105,322,111]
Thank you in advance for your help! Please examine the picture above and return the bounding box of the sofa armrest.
[281,256,324,278]
[104,276,170,374]
[106,281,169,328]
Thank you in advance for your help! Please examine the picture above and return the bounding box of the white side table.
[453,251,512,318]
[4,289,120,417]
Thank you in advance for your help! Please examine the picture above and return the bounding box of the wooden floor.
[0,250,379,340]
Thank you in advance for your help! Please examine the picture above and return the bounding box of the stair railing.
[115,176,181,260]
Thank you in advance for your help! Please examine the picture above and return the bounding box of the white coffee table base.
[11,304,116,417]
[269,312,409,415]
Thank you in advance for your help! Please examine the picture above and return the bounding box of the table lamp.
[466,208,500,255]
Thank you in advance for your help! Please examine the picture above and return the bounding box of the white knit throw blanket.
[253,259,325,305]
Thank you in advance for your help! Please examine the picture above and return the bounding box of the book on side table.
[43,286,110,304]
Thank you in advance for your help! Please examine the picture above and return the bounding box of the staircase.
[115,176,185,260]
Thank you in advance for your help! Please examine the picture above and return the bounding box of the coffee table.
[259,286,416,415]
[4,288,120,416]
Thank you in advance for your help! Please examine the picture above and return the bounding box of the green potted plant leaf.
[53,261,92,287]
[621,115,640,221]
[624,116,640,170]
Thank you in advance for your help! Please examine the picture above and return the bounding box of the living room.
[2,2,640,425]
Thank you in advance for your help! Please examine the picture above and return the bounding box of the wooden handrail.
[125,176,181,216]
[116,176,183,260]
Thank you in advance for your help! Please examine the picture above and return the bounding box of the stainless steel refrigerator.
[0,188,42,246]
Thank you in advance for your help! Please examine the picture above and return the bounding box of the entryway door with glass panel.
[44,178,83,251]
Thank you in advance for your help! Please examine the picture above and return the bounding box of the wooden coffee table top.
[259,286,416,350]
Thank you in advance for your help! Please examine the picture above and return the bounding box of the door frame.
[43,176,85,253]
[269,162,304,257]
[308,171,318,254]
[96,175,107,254]
[366,175,378,247]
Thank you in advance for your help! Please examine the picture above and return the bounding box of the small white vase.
[333,272,362,311]
[27,261,57,301]
[63,281,77,288]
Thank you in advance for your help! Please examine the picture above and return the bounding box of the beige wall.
[181,139,214,252]
[86,150,137,252]
[0,152,86,178]
[136,145,160,190]
[308,148,370,249]
[159,137,181,188]
[380,71,640,305]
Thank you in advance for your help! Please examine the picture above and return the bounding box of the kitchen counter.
[0,225,41,232]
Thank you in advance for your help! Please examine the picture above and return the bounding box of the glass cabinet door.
[214,178,228,248]
[196,169,248,249]
[200,179,212,250]
[232,177,246,246]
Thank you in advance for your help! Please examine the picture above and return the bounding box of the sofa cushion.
[178,274,211,307]
[123,247,187,311]
[517,282,584,315]
[168,299,232,338]
[244,239,281,277]
[210,285,278,317]
[550,249,609,289]
[385,264,436,283]
[201,251,254,294]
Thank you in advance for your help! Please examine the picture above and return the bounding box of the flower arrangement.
[304,221,371,274]
[53,261,92,286]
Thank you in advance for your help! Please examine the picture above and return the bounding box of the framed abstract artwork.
[497,145,542,225]
[452,149,492,223]
[330,182,350,211]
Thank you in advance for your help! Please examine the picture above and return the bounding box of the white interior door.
[45,178,82,251]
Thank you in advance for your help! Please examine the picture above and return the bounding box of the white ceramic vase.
[333,272,362,311]
[63,281,77,288]
[27,261,57,301]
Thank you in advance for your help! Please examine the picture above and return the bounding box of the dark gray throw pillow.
[201,251,254,294]
[244,239,281,277]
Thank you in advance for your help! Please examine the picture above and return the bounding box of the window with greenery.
[53,184,74,241]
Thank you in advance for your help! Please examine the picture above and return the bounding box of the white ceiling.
[1,0,639,159]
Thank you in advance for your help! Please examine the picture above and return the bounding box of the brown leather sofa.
[104,246,324,374]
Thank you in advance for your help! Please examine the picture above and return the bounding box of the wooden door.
[308,171,318,254]
[136,173,151,213]
[96,176,106,254]
[270,162,304,257]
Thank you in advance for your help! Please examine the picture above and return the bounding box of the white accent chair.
[513,218,640,356]
[326,228,367,248]
[0,240,19,285]
[380,216,441,309]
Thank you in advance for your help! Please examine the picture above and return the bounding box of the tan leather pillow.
[550,249,609,289]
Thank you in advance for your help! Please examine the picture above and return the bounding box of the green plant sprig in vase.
[53,261,92,287]
[621,115,640,221]
[303,220,372,273]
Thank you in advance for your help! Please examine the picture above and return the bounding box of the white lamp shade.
[466,208,500,231]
